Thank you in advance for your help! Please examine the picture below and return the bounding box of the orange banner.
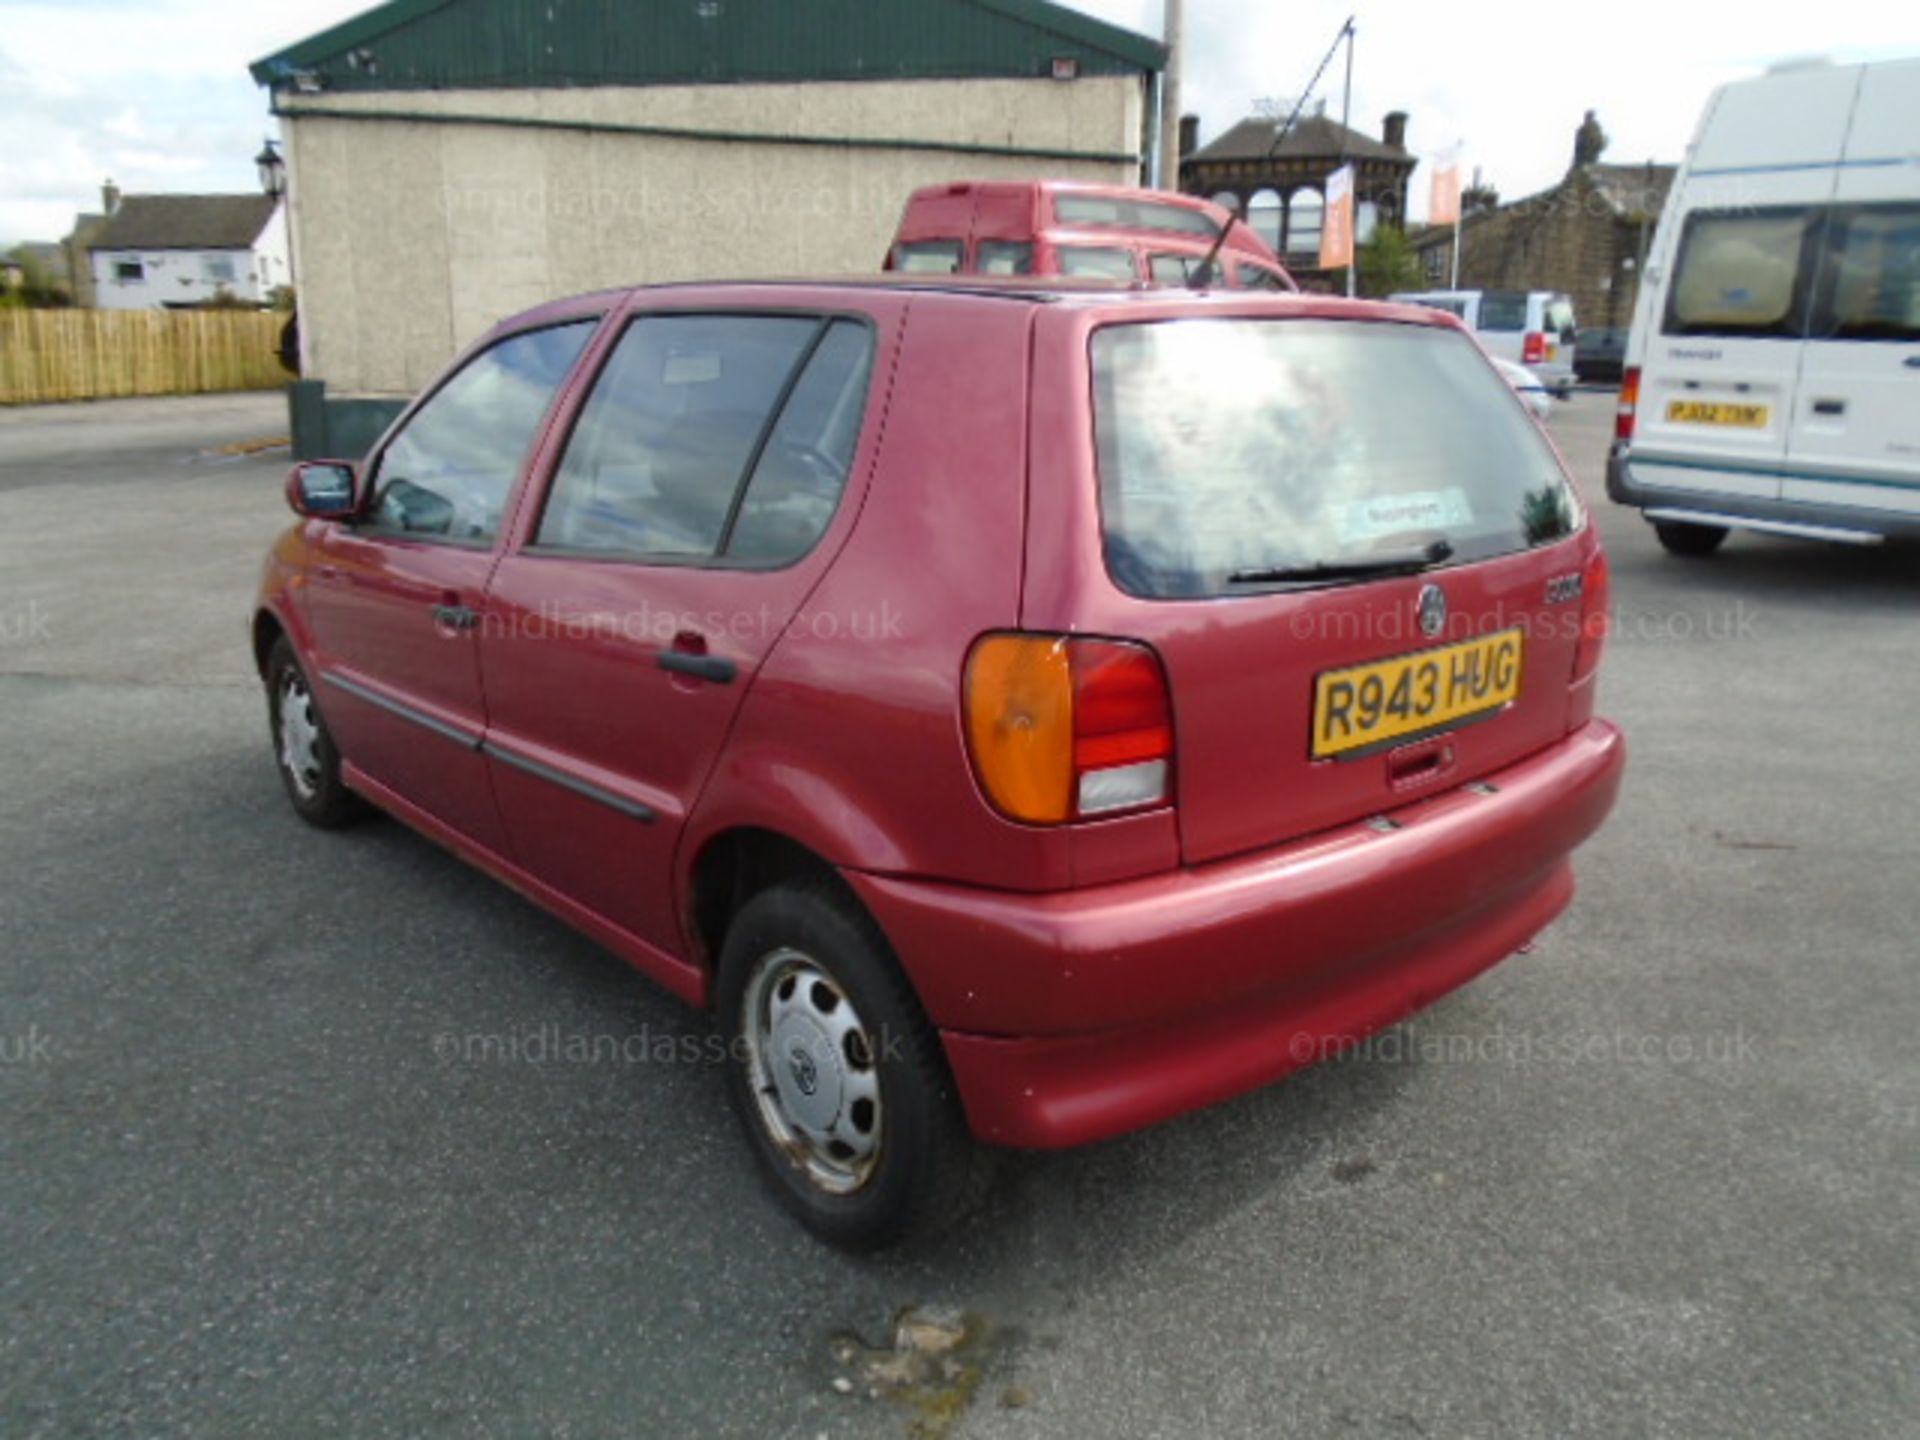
[1430,158,1462,227]
[1320,165,1355,270]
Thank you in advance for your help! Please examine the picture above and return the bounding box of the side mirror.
[285,461,358,520]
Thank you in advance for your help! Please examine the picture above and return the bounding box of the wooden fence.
[0,309,289,405]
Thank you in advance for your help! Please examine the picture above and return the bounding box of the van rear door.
[1784,61,1920,521]
[1632,66,1858,503]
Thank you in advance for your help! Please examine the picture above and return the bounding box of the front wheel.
[716,881,992,1250]
[1653,520,1730,557]
[266,637,365,828]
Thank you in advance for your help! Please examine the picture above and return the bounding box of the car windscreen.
[1090,319,1582,599]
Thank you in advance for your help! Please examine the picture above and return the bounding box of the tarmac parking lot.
[1,389,1916,1438]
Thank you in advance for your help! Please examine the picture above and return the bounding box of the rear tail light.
[1522,331,1547,365]
[1616,366,1640,442]
[1573,547,1611,682]
[964,634,1173,824]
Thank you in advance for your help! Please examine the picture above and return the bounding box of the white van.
[1388,289,1579,394]
[1608,57,1920,555]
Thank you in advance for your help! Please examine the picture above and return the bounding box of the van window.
[893,241,963,275]
[1545,297,1577,342]
[1664,208,1816,338]
[1407,297,1468,319]
[1090,319,1580,599]
[1058,247,1138,281]
[975,241,1034,276]
[1811,203,1920,342]
[1234,263,1290,292]
[1054,195,1216,238]
[1478,293,1527,331]
[1149,253,1209,285]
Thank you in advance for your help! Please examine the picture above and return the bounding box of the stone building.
[1410,114,1675,334]
[252,0,1166,457]
[1178,107,1415,280]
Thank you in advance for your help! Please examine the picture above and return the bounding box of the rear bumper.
[1607,444,1920,540]
[847,719,1626,1148]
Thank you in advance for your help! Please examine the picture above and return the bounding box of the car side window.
[726,321,874,564]
[537,314,871,565]
[366,322,595,543]
[1058,246,1139,281]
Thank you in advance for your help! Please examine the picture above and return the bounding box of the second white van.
[1388,289,1579,394]
[1608,57,1920,555]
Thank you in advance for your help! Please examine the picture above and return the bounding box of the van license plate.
[1312,630,1525,760]
[1666,400,1769,428]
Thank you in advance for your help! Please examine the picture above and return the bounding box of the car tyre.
[266,636,365,828]
[1652,520,1730,557]
[716,879,993,1250]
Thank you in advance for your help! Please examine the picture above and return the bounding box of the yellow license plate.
[1667,399,1769,428]
[1312,629,1525,759]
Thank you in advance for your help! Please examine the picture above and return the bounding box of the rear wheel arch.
[687,828,873,987]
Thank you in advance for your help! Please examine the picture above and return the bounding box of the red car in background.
[885,180,1295,289]
[258,278,1621,1249]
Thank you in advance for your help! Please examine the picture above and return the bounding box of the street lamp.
[255,139,285,200]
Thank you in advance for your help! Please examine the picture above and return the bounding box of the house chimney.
[102,179,121,215]
[1178,114,1199,158]
[1383,111,1408,150]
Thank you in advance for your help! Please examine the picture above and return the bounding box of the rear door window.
[537,315,870,564]
[1810,203,1920,341]
[1058,246,1139,281]
[1664,207,1818,338]
[1091,319,1580,599]
[1545,296,1577,341]
[893,240,963,274]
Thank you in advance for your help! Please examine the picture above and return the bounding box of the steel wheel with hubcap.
[717,880,993,1250]
[266,636,364,828]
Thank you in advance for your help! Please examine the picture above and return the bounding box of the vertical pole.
[1342,21,1356,297]
[1451,213,1461,289]
[1159,0,1184,194]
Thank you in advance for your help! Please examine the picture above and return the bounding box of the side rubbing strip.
[323,671,481,749]
[483,743,657,824]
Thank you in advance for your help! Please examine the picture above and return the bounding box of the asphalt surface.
[1,390,1915,1439]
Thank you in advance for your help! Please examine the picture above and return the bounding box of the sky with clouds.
[2,0,1916,247]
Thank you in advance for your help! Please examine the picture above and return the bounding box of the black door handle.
[658,650,736,684]
[432,603,479,632]
[1905,356,1920,369]
[1811,398,1846,416]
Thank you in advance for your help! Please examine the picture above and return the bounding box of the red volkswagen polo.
[256,278,1624,1248]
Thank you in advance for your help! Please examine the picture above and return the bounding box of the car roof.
[497,276,1463,334]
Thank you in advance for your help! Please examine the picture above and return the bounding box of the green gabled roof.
[251,0,1165,91]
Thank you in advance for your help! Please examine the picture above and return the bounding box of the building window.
[1285,188,1324,258]
[115,260,144,283]
[1424,246,1447,283]
[1247,188,1282,254]
[204,255,237,283]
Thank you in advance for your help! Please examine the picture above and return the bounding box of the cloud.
[0,0,366,244]
[3,0,1916,245]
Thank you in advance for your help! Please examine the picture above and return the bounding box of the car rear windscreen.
[1091,319,1582,599]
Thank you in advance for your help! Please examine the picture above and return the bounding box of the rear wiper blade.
[1228,539,1454,586]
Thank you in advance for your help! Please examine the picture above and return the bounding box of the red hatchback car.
[257,278,1624,1248]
